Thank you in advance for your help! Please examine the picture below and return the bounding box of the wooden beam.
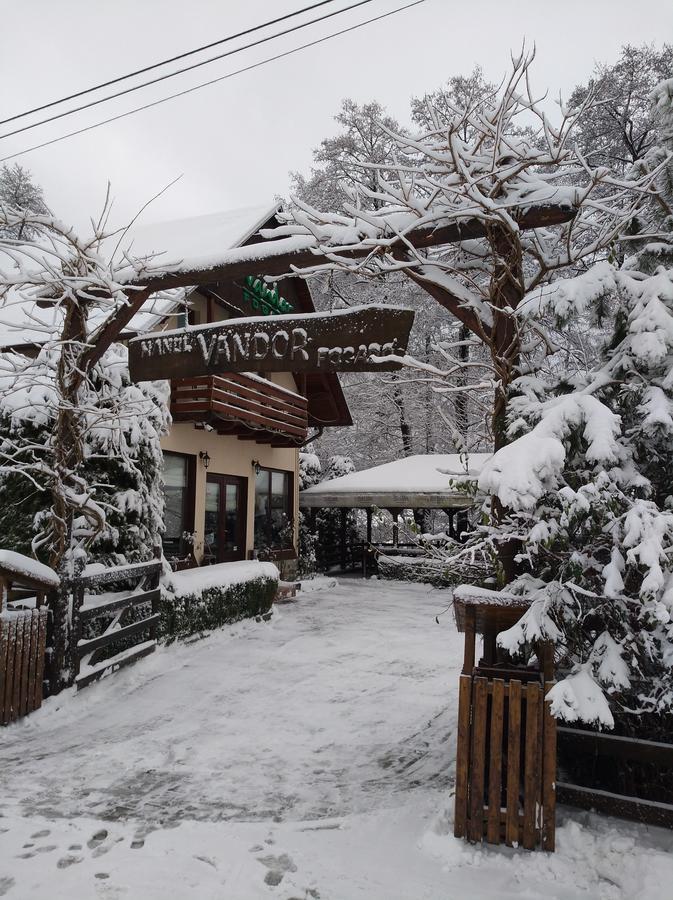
[122,204,576,293]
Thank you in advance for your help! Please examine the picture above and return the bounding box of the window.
[162,452,195,558]
[254,468,293,552]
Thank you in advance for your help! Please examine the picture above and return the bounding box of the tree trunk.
[488,226,524,584]
[48,299,88,691]
[392,382,413,457]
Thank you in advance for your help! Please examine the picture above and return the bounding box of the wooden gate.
[71,557,162,690]
[0,608,48,724]
[454,673,556,849]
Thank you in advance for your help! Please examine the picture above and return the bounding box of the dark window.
[162,451,195,558]
[254,468,293,551]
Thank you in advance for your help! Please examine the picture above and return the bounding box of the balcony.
[170,373,309,447]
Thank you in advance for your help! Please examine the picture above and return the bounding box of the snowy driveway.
[3,577,459,827]
[1,577,673,900]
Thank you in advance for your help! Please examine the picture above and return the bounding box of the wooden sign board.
[128,304,414,381]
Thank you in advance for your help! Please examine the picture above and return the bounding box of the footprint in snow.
[0,877,15,897]
[57,854,83,869]
[30,829,50,839]
[87,829,108,850]
[257,852,297,887]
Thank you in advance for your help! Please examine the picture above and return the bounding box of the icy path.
[1,578,672,900]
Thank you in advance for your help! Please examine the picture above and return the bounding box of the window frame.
[162,450,196,559]
[254,466,295,559]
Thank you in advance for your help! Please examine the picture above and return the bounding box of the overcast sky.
[2,0,671,233]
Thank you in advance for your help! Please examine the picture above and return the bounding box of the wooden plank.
[19,614,31,716]
[79,589,160,623]
[542,682,557,851]
[487,678,505,844]
[522,682,541,850]
[462,607,476,675]
[77,613,160,657]
[33,609,47,710]
[468,676,489,842]
[211,398,307,437]
[26,611,39,715]
[74,560,162,588]
[557,726,673,767]
[0,618,9,725]
[506,679,522,847]
[11,615,24,723]
[557,782,673,830]
[454,674,472,839]
[76,640,156,689]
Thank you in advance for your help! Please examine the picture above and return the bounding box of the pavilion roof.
[299,452,490,509]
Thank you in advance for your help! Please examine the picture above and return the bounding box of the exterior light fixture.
[252,459,262,475]
[199,451,211,469]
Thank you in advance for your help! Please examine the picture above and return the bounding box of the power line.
[0,0,426,164]
[1,0,379,141]
[0,0,342,127]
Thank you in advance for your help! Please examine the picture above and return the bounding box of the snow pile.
[0,549,59,587]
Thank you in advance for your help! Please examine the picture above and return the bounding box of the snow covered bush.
[160,563,278,640]
[0,343,169,565]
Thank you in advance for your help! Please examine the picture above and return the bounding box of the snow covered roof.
[113,202,281,277]
[0,202,280,350]
[299,453,491,509]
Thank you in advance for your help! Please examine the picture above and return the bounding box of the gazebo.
[299,453,490,570]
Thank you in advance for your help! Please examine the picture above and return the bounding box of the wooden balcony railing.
[170,373,309,446]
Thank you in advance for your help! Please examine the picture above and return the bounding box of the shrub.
[158,573,278,641]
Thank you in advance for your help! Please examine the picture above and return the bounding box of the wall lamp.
[199,450,211,470]
[251,459,262,475]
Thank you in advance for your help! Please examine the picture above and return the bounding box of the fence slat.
[79,588,160,623]
[11,617,24,722]
[77,613,160,658]
[33,609,47,710]
[468,676,489,842]
[542,682,557,851]
[0,618,9,724]
[523,682,541,850]
[506,679,522,847]
[19,614,31,716]
[454,674,472,839]
[26,611,39,715]
[487,678,505,844]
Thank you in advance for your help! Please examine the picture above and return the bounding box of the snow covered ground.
[1,577,672,899]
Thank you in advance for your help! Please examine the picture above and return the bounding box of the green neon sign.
[242,276,294,316]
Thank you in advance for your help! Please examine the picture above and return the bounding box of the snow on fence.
[0,608,48,724]
[71,553,162,690]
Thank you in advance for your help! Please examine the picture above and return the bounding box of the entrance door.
[204,475,247,563]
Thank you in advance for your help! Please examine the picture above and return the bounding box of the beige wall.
[156,288,301,563]
[161,386,300,564]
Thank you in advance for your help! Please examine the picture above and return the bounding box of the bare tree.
[269,50,662,577]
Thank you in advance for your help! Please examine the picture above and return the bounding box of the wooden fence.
[0,608,48,724]
[454,674,556,850]
[71,558,162,690]
[557,726,673,829]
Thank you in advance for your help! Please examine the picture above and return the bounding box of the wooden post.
[366,508,372,544]
[506,679,522,847]
[487,678,506,844]
[339,508,347,571]
[454,674,472,838]
[462,607,476,675]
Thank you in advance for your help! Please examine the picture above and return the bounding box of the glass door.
[204,474,247,563]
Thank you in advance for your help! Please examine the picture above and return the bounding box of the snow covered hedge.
[159,561,279,641]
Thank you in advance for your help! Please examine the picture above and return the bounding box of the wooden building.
[0,203,352,572]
